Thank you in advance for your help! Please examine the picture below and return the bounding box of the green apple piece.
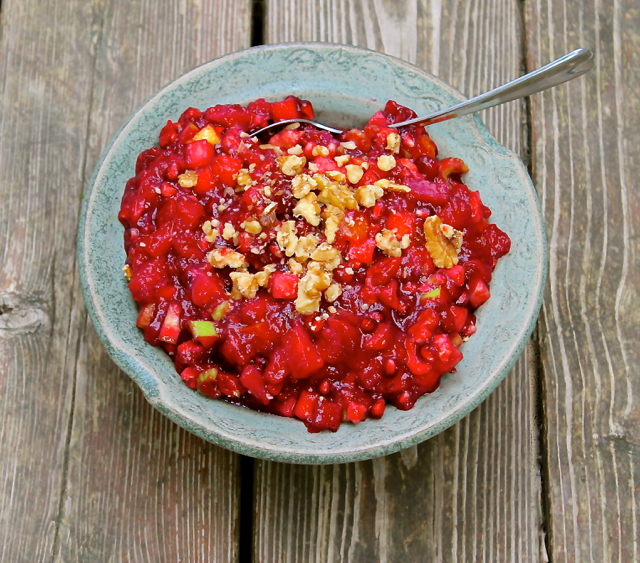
[188,320,219,347]
[212,300,231,321]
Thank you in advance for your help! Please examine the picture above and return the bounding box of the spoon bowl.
[251,48,594,137]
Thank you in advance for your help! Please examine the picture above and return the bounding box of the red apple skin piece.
[158,302,181,344]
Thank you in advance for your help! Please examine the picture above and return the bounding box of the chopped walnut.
[202,221,212,235]
[207,248,247,269]
[122,264,133,281]
[325,283,342,302]
[294,233,320,261]
[205,229,219,243]
[355,184,385,208]
[276,220,298,257]
[236,170,254,190]
[293,192,322,226]
[326,170,346,183]
[312,145,330,157]
[222,223,236,241]
[340,140,357,150]
[310,242,341,270]
[322,204,344,244]
[291,173,317,199]
[334,155,351,167]
[260,144,284,154]
[375,229,411,257]
[193,124,221,145]
[295,261,333,315]
[315,174,358,212]
[254,264,276,287]
[374,178,411,193]
[277,155,307,176]
[178,170,198,188]
[377,154,396,171]
[423,215,463,268]
[262,201,278,215]
[288,258,304,275]
[287,145,303,155]
[386,132,401,153]
[229,271,260,299]
[244,220,262,235]
[345,164,364,185]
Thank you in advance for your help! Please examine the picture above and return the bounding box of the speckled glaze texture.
[78,43,547,464]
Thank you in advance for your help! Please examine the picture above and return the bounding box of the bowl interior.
[79,43,546,464]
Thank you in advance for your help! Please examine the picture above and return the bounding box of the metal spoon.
[251,48,594,137]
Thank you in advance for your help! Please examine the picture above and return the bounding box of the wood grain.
[0,0,251,561]
[525,0,640,561]
[260,1,544,561]
[0,1,101,560]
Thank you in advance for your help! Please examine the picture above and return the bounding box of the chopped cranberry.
[119,97,510,433]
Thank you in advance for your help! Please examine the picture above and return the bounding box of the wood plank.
[524,0,640,561]
[0,1,102,560]
[55,1,252,562]
[0,0,250,561]
[258,1,544,561]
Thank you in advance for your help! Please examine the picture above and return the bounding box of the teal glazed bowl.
[78,43,547,464]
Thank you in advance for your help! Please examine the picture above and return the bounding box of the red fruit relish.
[119,96,511,433]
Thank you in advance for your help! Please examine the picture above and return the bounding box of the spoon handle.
[393,48,594,128]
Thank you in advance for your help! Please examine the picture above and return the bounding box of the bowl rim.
[78,41,547,464]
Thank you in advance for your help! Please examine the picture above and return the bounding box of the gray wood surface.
[0,1,251,561]
[258,1,545,561]
[525,0,640,561]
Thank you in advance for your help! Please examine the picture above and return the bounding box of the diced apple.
[158,302,181,344]
[212,300,232,321]
[269,272,298,300]
[239,365,270,405]
[468,278,490,308]
[180,367,200,390]
[197,368,220,398]
[187,320,219,347]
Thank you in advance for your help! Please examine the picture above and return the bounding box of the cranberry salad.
[119,96,511,433]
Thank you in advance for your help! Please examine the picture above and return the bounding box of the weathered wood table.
[1,0,637,561]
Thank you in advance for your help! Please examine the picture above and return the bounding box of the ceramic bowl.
[78,43,547,464]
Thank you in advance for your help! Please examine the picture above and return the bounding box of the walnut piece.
[315,173,358,212]
[178,170,198,188]
[423,215,463,268]
[386,132,401,153]
[294,233,320,261]
[355,184,385,208]
[277,155,306,176]
[375,229,411,257]
[322,204,344,244]
[310,242,341,270]
[293,192,322,226]
[345,164,364,184]
[295,261,333,315]
[229,271,260,299]
[236,170,254,190]
[377,154,396,171]
[374,178,410,193]
[291,173,317,199]
[207,248,247,269]
[222,223,236,241]
[243,220,262,235]
[276,220,298,257]
[324,283,342,302]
